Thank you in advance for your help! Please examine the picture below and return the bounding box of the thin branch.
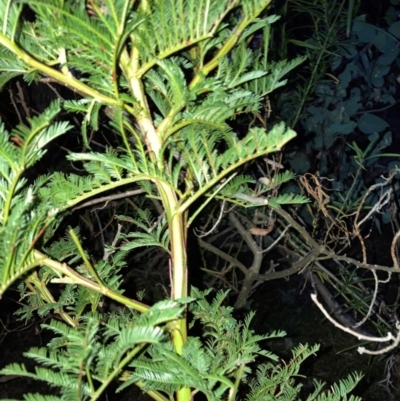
[195,201,226,238]
[72,189,145,211]
[323,251,400,274]
[198,238,248,275]
[262,225,290,254]
[354,269,379,329]
[272,206,321,249]
[229,212,262,256]
[353,172,395,263]
[256,247,323,282]
[391,230,400,270]
[103,223,123,261]
[311,293,400,355]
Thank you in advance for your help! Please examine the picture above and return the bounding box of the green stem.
[27,272,76,327]
[34,250,150,313]
[64,175,171,210]
[120,48,190,401]
[228,364,245,401]
[69,228,104,287]
[189,1,271,90]
[2,166,23,225]
[0,33,135,114]
[135,381,169,401]
[91,344,147,401]
[157,189,190,401]
[186,174,237,228]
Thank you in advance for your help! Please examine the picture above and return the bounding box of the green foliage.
[0,100,72,294]
[0,1,362,400]
[0,290,362,401]
[279,1,400,223]
[117,212,170,252]
[1,299,185,401]
[271,0,359,128]
[0,0,306,299]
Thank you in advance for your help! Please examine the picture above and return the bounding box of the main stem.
[154,170,189,401]
[122,49,190,401]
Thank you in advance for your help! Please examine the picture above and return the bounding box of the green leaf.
[357,113,390,134]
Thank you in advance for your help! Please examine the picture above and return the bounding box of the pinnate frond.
[0,0,23,40]
[0,47,28,87]
[0,101,72,296]
[22,395,63,401]
[217,43,267,89]
[117,212,170,252]
[38,144,162,210]
[134,1,233,71]
[268,193,310,207]
[0,300,185,400]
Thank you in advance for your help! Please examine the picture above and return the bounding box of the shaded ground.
[0,276,398,401]
[0,318,52,400]
[252,276,395,400]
